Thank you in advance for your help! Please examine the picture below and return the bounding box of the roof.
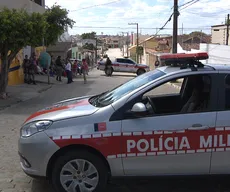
[211,24,227,28]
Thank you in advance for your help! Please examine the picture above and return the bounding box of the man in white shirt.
[65,60,73,84]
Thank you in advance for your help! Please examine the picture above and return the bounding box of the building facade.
[0,0,45,13]
[211,24,230,45]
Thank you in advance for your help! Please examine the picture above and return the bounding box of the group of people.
[22,54,37,84]
[55,56,89,84]
[22,54,90,85]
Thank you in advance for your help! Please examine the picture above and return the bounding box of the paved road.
[0,69,229,192]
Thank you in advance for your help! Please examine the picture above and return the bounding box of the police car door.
[116,58,127,72]
[210,73,230,174]
[124,59,136,73]
[120,72,217,176]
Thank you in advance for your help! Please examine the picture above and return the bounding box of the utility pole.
[122,33,125,56]
[226,14,229,45]
[172,0,179,53]
[95,38,98,65]
[129,23,139,62]
[126,32,129,57]
[137,23,139,63]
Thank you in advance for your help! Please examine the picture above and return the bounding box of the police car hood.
[24,96,98,124]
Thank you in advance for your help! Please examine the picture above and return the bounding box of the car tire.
[51,150,108,192]
[137,69,146,76]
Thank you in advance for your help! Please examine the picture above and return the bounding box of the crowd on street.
[22,53,90,85]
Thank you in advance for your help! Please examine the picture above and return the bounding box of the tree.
[83,43,96,51]
[189,31,208,38]
[81,32,96,39]
[0,5,75,98]
[0,8,47,98]
[44,5,75,46]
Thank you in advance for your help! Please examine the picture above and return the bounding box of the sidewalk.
[0,75,53,111]
[0,67,98,111]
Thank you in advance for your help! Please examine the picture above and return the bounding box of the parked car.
[97,57,150,76]
[19,52,230,192]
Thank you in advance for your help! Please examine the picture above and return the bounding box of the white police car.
[19,52,230,192]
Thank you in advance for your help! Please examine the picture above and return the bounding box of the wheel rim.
[60,159,99,192]
[138,70,144,75]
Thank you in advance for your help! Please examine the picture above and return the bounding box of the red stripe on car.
[25,99,89,123]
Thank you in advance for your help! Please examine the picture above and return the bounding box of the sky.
[45,0,230,36]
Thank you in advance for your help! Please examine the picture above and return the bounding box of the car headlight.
[20,120,53,138]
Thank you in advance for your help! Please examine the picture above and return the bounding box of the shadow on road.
[30,176,230,192]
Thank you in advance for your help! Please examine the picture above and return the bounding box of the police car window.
[144,78,183,96]
[126,59,135,64]
[117,58,125,63]
[89,70,166,107]
[142,74,212,115]
[225,75,230,110]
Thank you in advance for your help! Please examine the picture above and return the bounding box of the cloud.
[45,0,230,35]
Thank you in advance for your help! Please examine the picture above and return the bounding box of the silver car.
[19,60,230,192]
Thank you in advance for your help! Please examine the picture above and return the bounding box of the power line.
[70,0,121,12]
[179,0,198,8]
[72,26,211,30]
[179,0,200,11]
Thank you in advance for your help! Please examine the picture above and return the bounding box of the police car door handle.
[188,124,209,130]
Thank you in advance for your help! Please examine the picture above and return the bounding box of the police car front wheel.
[51,150,108,192]
[137,69,145,76]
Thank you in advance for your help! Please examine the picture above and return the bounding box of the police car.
[97,57,150,76]
[19,52,230,192]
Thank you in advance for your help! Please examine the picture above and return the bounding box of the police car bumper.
[18,131,59,177]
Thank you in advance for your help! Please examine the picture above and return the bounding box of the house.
[130,33,152,46]
[105,36,121,48]
[211,24,230,45]
[47,32,72,60]
[135,33,211,70]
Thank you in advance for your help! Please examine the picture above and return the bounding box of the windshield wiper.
[89,91,109,107]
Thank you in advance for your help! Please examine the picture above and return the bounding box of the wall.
[200,43,230,65]
[211,26,230,45]
[0,0,45,13]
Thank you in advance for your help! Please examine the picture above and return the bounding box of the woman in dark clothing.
[28,56,36,85]
[55,56,63,82]
[22,55,30,83]
[105,57,112,76]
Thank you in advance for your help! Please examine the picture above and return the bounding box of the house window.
[213,29,220,31]
[33,0,43,6]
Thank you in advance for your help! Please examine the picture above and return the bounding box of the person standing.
[72,60,78,77]
[55,56,63,82]
[65,59,73,84]
[28,56,36,85]
[22,55,30,83]
[82,59,88,84]
[105,57,112,76]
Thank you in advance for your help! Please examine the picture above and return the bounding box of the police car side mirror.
[124,103,147,118]
[131,102,147,113]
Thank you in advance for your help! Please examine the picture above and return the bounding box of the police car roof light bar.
[159,52,209,71]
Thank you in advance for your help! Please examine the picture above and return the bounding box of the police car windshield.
[90,70,165,107]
